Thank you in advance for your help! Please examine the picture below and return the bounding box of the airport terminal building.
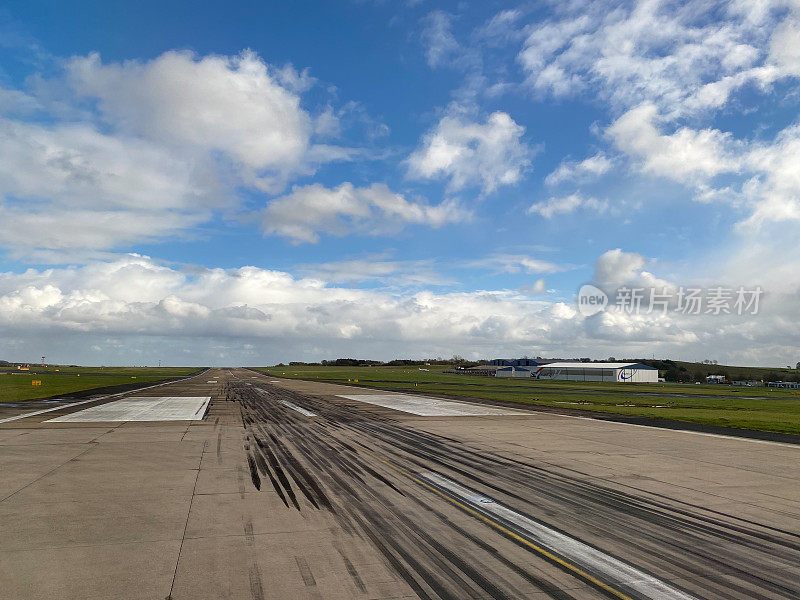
[531,362,658,383]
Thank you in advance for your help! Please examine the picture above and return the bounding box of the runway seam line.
[166,439,206,599]
[0,445,97,503]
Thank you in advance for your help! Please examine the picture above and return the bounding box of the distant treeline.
[636,359,800,383]
[279,357,486,368]
[274,356,800,384]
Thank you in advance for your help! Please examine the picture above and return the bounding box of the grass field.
[256,365,800,434]
[0,367,202,403]
[0,366,200,376]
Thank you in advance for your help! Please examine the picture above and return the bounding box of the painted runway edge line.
[522,408,800,448]
[419,471,698,600]
[0,397,104,424]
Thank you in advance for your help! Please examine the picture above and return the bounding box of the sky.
[1,0,799,367]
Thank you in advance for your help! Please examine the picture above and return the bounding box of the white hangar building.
[529,362,659,383]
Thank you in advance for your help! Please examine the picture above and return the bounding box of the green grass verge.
[254,365,800,435]
[0,367,202,403]
[0,366,200,376]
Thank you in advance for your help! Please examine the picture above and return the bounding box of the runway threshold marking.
[336,393,526,416]
[366,452,697,600]
[46,396,211,422]
[0,375,202,424]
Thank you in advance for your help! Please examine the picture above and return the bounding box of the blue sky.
[1,1,799,366]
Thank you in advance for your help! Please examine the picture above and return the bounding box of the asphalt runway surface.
[1,368,799,599]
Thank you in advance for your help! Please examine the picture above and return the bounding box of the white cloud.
[517,0,783,117]
[0,255,582,360]
[606,104,800,228]
[768,14,800,76]
[593,248,648,286]
[297,254,448,287]
[0,49,381,259]
[478,9,525,44]
[66,50,319,193]
[607,104,740,182]
[262,183,470,243]
[0,87,40,114]
[421,11,461,68]
[0,120,216,211]
[519,278,547,294]
[739,123,800,228]
[0,119,219,256]
[498,2,800,229]
[407,110,532,193]
[2,252,798,366]
[528,193,608,218]
[466,254,568,274]
[545,152,613,186]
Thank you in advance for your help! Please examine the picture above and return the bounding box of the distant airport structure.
[531,362,658,383]
[488,358,544,367]
[489,360,658,383]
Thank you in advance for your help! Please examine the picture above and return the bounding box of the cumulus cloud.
[0,118,221,256]
[407,110,532,193]
[528,193,608,218]
[607,104,740,182]
[505,2,800,227]
[606,104,800,228]
[768,14,800,76]
[1,252,797,366]
[593,248,648,286]
[66,50,319,192]
[545,153,613,186]
[0,255,582,362]
[738,124,800,228]
[0,49,372,259]
[262,183,470,243]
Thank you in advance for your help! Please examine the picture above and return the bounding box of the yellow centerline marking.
[366,451,637,600]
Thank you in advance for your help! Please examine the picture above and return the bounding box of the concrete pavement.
[1,368,799,599]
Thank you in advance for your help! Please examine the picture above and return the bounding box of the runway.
[1,368,799,599]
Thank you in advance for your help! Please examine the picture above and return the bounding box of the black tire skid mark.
[236,384,556,598]
[236,380,800,600]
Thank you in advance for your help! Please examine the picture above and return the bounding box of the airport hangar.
[495,361,659,383]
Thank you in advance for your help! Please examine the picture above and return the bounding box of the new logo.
[577,284,608,316]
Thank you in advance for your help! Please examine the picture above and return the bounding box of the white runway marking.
[254,387,316,416]
[278,399,317,417]
[0,377,192,424]
[421,472,697,600]
[47,396,211,422]
[0,398,103,424]
[336,394,526,416]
